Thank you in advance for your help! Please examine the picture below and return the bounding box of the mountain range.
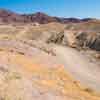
[0,9,96,24]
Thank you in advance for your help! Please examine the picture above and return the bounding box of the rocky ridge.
[0,9,96,24]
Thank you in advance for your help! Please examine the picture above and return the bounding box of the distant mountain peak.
[34,12,49,16]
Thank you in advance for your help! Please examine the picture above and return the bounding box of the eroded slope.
[0,40,99,100]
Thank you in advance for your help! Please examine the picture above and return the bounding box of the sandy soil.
[0,40,100,99]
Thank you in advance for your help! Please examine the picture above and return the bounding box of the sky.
[0,0,100,18]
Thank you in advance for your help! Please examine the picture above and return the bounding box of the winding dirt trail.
[53,45,100,92]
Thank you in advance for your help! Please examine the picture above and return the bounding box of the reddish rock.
[0,9,94,24]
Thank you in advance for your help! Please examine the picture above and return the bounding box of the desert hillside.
[0,10,100,100]
[0,39,99,100]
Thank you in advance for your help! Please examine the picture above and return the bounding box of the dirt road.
[53,45,100,92]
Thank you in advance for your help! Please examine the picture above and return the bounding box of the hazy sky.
[0,0,100,18]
